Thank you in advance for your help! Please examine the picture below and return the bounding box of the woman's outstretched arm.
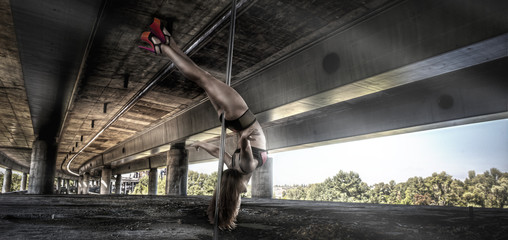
[190,141,233,169]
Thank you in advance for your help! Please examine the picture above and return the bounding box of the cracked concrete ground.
[0,195,507,239]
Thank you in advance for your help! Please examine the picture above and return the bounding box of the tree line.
[5,167,505,208]
[278,168,508,208]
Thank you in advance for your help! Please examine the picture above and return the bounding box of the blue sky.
[190,118,508,186]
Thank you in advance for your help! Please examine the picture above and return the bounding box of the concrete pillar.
[115,174,122,194]
[2,168,13,193]
[56,177,62,193]
[100,168,112,194]
[148,168,157,195]
[28,139,57,194]
[78,175,83,194]
[251,157,273,199]
[166,143,188,196]
[20,172,28,191]
[83,172,90,194]
[65,179,70,194]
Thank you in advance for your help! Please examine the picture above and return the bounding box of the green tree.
[462,168,507,208]
[321,170,369,202]
[448,179,466,207]
[132,174,149,195]
[368,182,394,204]
[425,172,454,206]
[490,177,508,208]
[11,174,21,191]
[187,171,216,196]
[390,182,409,204]
[463,170,488,207]
[284,185,307,200]
[306,183,326,201]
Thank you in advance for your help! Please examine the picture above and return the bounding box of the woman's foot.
[150,17,171,44]
[138,31,163,54]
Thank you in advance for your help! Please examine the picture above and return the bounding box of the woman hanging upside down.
[139,18,268,230]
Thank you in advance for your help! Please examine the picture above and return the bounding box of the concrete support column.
[148,168,157,195]
[2,168,13,193]
[78,175,83,194]
[83,172,90,194]
[56,177,62,193]
[115,174,122,194]
[251,157,273,199]
[166,143,188,196]
[65,179,70,194]
[28,139,57,194]
[100,167,112,195]
[20,172,28,191]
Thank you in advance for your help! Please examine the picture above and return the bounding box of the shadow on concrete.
[0,195,507,239]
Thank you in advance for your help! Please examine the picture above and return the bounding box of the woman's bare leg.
[154,34,248,119]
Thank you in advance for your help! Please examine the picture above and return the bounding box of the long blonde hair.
[207,169,243,230]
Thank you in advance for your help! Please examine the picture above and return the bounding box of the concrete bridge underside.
[78,0,508,180]
[1,0,507,239]
[0,0,506,204]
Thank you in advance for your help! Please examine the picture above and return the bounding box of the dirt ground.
[0,194,507,239]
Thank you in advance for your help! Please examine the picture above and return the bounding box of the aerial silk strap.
[214,0,237,238]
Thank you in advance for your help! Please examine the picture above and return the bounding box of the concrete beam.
[54,171,79,181]
[264,58,508,151]
[186,57,508,161]
[0,152,29,174]
[79,0,508,172]
[111,154,166,176]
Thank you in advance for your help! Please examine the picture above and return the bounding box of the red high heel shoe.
[138,31,161,54]
[149,17,171,44]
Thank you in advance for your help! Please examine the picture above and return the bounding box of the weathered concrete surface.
[251,157,273,199]
[100,167,112,195]
[1,168,12,193]
[0,195,506,240]
[166,145,188,196]
[28,139,57,194]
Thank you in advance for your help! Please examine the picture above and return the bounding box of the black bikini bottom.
[219,109,256,132]
[232,147,268,173]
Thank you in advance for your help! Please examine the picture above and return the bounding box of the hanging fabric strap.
[214,0,237,238]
